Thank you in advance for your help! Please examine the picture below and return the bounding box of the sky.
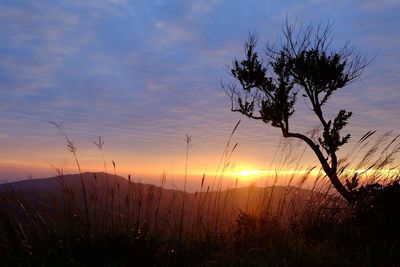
[0,0,399,188]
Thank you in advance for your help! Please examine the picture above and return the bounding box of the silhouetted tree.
[223,21,369,204]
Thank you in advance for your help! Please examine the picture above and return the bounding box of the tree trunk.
[283,130,354,204]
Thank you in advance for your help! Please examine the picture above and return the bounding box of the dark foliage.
[352,180,400,237]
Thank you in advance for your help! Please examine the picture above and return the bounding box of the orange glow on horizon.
[200,168,399,182]
[1,158,398,188]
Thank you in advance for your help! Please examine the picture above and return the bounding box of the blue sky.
[0,0,399,184]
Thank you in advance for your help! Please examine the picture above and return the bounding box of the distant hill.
[0,172,340,229]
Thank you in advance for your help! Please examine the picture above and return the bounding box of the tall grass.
[50,122,90,237]
[179,134,192,241]
[0,127,399,266]
[93,136,110,231]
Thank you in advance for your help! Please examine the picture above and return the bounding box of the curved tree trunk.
[282,130,355,204]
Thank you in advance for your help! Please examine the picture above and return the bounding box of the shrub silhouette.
[352,180,400,236]
[342,179,400,265]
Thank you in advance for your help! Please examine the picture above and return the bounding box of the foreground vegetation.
[0,131,399,266]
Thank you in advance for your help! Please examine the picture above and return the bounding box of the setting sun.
[236,169,267,179]
[239,170,251,177]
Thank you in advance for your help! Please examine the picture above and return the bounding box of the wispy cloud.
[357,0,400,10]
